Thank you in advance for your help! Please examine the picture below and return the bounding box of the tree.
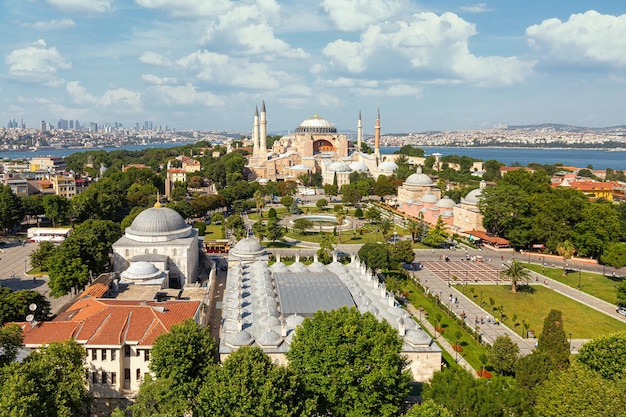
[0,288,51,324]
[571,201,620,258]
[617,281,626,307]
[354,207,363,218]
[0,340,89,417]
[29,240,58,271]
[575,331,626,380]
[197,347,307,417]
[0,184,24,233]
[129,375,191,417]
[47,250,90,297]
[280,196,294,208]
[377,217,394,242]
[293,218,312,235]
[486,335,520,376]
[390,240,415,267]
[0,324,23,367]
[534,363,626,417]
[373,174,397,199]
[253,190,265,219]
[537,309,570,369]
[266,217,285,242]
[335,213,346,244]
[600,242,626,268]
[286,307,411,417]
[289,199,302,215]
[340,183,363,205]
[251,221,267,241]
[365,206,381,223]
[62,219,122,278]
[515,350,561,403]
[423,216,448,248]
[317,233,335,264]
[226,213,246,239]
[501,260,531,293]
[21,194,44,225]
[42,194,69,227]
[556,240,576,277]
[404,399,453,417]
[316,198,328,210]
[211,212,224,225]
[405,218,420,243]
[150,319,217,388]
[358,242,390,272]
[478,184,529,238]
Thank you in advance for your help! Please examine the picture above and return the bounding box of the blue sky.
[2,0,626,133]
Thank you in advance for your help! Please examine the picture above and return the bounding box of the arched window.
[144,249,149,254]
[173,249,177,256]
[153,249,157,254]
[125,249,129,257]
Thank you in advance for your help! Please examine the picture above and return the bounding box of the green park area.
[524,263,622,305]
[465,284,626,339]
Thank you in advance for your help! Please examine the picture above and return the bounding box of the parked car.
[617,307,626,316]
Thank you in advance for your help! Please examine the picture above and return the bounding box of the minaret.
[259,100,267,161]
[252,106,259,160]
[357,110,362,153]
[374,106,381,162]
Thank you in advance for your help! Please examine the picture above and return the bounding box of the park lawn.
[396,276,486,371]
[465,284,626,339]
[524,263,620,305]
[203,223,225,239]
[286,226,385,245]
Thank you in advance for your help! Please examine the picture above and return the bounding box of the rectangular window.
[101,349,107,360]
[137,348,141,357]
[136,369,141,381]
[124,368,130,381]
[111,349,116,361]
[92,349,97,361]
[144,350,150,361]
[102,371,107,384]
[111,372,117,385]
[124,345,131,357]
[92,371,98,384]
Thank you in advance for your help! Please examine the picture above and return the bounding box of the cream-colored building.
[452,181,486,233]
[51,174,77,198]
[220,237,442,382]
[112,203,200,288]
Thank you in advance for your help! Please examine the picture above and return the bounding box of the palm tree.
[502,260,531,293]
[405,218,420,243]
[335,213,346,244]
[377,217,394,242]
[253,190,265,219]
[557,240,576,277]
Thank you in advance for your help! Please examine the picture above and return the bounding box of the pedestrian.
[481,317,484,324]
[454,297,458,304]
[10,271,15,279]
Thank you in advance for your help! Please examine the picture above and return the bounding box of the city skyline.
[2,1,626,133]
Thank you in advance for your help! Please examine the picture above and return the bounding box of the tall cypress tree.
[537,309,570,369]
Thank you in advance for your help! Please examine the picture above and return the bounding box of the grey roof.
[126,207,192,237]
[273,271,355,317]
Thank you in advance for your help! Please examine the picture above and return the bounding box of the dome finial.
[154,191,162,208]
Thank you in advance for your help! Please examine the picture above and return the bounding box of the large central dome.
[295,114,337,134]
[125,206,193,242]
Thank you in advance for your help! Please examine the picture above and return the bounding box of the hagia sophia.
[245,101,486,234]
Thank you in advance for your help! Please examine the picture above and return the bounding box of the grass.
[203,223,225,239]
[524,263,622,305]
[465,284,626,339]
[27,267,44,276]
[387,273,487,371]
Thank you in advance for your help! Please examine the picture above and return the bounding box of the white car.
[617,307,626,316]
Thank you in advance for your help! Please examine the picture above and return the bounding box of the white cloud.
[460,3,493,13]
[99,88,142,111]
[323,12,534,86]
[135,0,235,18]
[526,10,626,68]
[66,81,97,104]
[6,39,71,86]
[139,52,172,67]
[321,0,406,31]
[140,74,178,85]
[46,0,113,13]
[22,19,76,31]
[143,84,225,107]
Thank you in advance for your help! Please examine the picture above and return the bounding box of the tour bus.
[203,239,230,253]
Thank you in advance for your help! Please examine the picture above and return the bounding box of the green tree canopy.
[404,399,453,417]
[0,184,25,233]
[390,240,415,267]
[47,250,90,297]
[0,324,23,367]
[600,242,626,268]
[286,307,411,417]
[486,335,520,376]
[575,331,626,380]
[0,288,51,324]
[537,309,570,370]
[358,242,390,271]
[501,260,531,293]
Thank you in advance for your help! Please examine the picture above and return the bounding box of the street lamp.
[542,256,545,274]
[578,269,581,290]
[569,333,573,352]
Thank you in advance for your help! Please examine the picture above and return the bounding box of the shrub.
[268,208,277,218]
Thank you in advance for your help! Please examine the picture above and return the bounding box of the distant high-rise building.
[21,119,25,129]
[75,120,80,130]
[58,119,69,130]
[41,120,47,131]
[89,122,98,132]
[69,120,74,129]
[135,123,140,130]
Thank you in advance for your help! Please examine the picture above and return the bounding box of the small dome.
[404,329,432,346]
[224,330,253,348]
[328,161,351,173]
[121,261,162,280]
[378,161,398,173]
[462,188,483,206]
[256,329,283,348]
[125,207,192,242]
[421,194,439,203]
[349,161,369,173]
[231,237,266,258]
[286,314,305,327]
[405,172,434,186]
[295,114,337,134]
[436,196,456,208]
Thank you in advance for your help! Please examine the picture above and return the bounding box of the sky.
[2,1,626,134]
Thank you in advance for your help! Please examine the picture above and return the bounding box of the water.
[381,147,626,170]
[1,142,625,170]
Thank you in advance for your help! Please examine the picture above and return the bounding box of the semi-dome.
[421,193,439,203]
[405,172,434,186]
[462,188,483,206]
[294,114,337,134]
[231,237,266,259]
[290,164,308,171]
[328,161,351,173]
[349,161,369,173]
[125,206,193,242]
[436,196,456,208]
[378,161,398,173]
[120,261,163,281]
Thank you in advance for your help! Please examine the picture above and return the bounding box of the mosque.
[111,202,201,289]
[220,237,442,382]
[245,102,400,184]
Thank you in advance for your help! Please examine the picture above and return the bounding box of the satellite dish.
[29,303,37,311]
[25,314,34,322]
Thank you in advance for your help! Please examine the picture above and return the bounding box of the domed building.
[453,180,486,233]
[397,167,440,205]
[246,103,389,185]
[112,203,200,288]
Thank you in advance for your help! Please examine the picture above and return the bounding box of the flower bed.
[453,344,463,353]
[477,369,493,379]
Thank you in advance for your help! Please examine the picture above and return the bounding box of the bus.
[204,239,230,253]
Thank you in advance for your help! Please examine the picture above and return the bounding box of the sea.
[1,143,625,170]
